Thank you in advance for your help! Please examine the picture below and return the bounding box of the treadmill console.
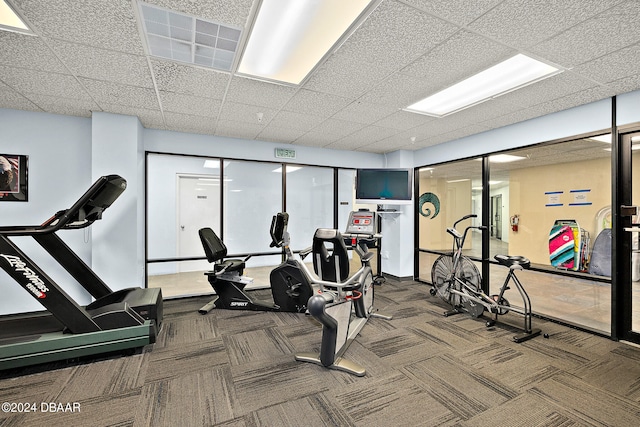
[345,210,377,235]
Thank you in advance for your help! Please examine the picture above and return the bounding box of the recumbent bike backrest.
[312,228,350,282]
[199,228,228,264]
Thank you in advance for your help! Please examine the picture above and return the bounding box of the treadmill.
[0,174,162,371]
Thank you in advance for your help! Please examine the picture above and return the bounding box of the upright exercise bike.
[197,213,314,314]
[295,209,392,376]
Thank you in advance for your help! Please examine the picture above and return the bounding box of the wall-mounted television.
[355,168,413,205]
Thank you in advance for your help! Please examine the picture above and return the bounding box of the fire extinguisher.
[510,215,519,232]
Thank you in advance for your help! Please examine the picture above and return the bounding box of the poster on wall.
[0,154,28,202]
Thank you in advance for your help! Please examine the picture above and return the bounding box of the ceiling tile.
[332,101,397,125]
[310,118,364,139]
[217,101,277,125]
[215,119,263,140]
[256,125,306,144]
[0,82,42,112]
[293,131,341,148]
[333,125,399,147]
[522,85,617,118]
[151,59,230,98]
[225,76,297,109]
[572,43,640,84]
[401,0,504,26]
[269,110,325,132]
[529,1,640,67]
[24,93,99,117]
[12,0,145,54]
[359,73,444,109]
[399,30,515,90]
[468,0,623,49]
[0,66,93,100]
[78,77,159,109]
[48,40,153,88]
[0,32,67,73]
[281,89,351,117]
[335,0,460,67]
[607,73,640,95]
[164,111,216,134]
[98,102,166,129]
[302,52,396,99]
[159,90,221,117]
[375,110,434,131]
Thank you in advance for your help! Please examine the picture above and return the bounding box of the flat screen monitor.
[355,168,412,205]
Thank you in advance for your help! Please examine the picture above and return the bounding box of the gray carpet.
[1,279,640,426]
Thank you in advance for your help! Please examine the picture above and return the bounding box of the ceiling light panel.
[238,0,375,85]
[138,1,241,72]
[405,54,563,117]
[0,0,32,34]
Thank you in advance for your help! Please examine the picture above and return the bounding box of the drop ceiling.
[1,0,640,154]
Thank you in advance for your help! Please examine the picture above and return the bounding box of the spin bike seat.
[494,254,530,269]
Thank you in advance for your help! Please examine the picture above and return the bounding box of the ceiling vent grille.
[138,1,241,72]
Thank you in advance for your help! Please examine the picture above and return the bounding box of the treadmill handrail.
[0,175,126,236]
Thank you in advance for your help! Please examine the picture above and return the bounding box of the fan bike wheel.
[431,255,459,306]
[457,258,483,317]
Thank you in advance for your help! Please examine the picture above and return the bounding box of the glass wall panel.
[223,160,282,262]
[285,165,334,251]
[147,153,222,262]
[489,135,612,333]
[417,158,483,258]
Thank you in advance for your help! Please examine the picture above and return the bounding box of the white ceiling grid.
[0,0,639,153]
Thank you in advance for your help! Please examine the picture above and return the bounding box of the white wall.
[145,128,383,169]
[0,108,93,314]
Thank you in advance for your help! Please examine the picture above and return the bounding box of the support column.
[91,112,144,290]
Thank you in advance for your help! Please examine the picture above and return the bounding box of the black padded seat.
[199,228,245,275]
[312,228,350,282]
[494,254,530,269]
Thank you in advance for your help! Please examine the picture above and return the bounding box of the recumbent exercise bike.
[197,213,314,314]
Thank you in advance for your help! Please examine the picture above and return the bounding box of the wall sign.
[275,148,296,159]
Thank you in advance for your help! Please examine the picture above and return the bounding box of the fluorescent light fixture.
[419,167,434,172]
[446,179,470,183]
[273,165,302,173]
[238,0,375,85]
[488,154,526,163]
[0,0,32,34]
[589,134,611,143]
[405,54,562,117]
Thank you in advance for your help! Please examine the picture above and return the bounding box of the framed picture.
[0,154,28,202]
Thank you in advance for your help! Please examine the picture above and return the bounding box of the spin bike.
[430,214,541,343]
[295,209,392,376]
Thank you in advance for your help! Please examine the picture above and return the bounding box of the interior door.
[177,174,220,272]
[617,130,640,343]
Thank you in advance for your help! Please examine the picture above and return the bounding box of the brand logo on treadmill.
[0,254,49,299]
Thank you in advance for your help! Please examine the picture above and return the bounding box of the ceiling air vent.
[138,1,241,72]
